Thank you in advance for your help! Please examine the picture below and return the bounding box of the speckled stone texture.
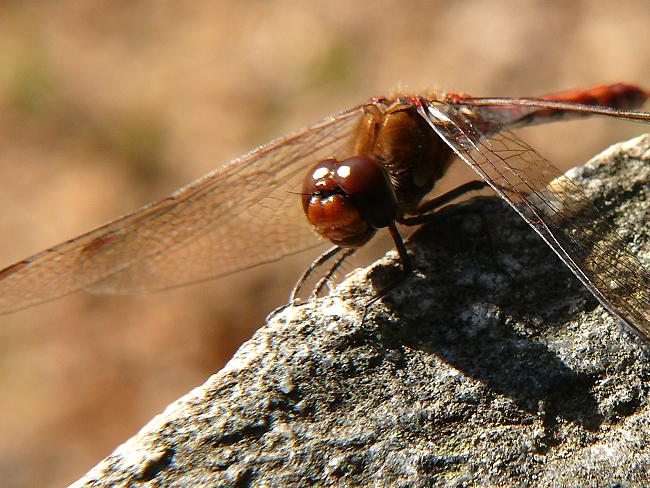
[70,134,650,488]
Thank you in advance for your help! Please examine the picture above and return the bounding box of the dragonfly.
[1,83,650,340]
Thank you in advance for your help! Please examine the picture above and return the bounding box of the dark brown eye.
[335,156,398,229]
[301,158,339,215]
[301,156,398,248]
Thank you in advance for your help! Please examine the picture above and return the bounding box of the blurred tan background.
[1,1,650,486]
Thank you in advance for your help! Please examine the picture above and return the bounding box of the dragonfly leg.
[309,248,357,300]
[408,197,514,283]
[364,182,489,309]
[374,181,511,304]
[289,245,358,305]
[399,180,489,226]
[267,246,349,322]
[364,222,412,308]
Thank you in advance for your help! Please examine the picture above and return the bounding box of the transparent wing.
[419,100,650,340]
[0,106,365,313]
[463,98,650,129]
[447,83,650,128]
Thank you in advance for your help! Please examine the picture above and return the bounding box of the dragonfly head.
[302,156,398,248]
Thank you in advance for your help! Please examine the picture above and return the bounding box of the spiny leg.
[370,180,492,305]
[401,180,490,225]
[407,197,513,281]
[365,222,412,306]
[267,246,347,321]
[289,245,356,305]
[310,248,357,300]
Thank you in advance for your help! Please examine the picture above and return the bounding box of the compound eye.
[302,156,398,248]
[301,159,338,215]
[334,156,398,229]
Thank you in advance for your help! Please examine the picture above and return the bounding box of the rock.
[70,134,650,487]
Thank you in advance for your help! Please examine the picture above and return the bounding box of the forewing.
[474,101,650,128]
[0,106,365,313]
[419,100,650,340]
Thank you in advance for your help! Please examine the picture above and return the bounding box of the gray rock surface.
[70,135,650,488]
